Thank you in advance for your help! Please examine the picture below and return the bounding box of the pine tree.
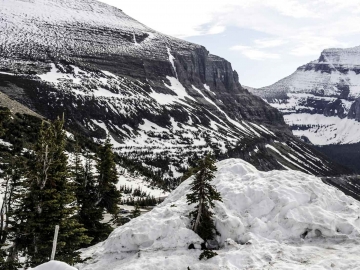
[131,203,141,219]
[96,136,121,216]
[0,156,26,269]
[0,107,10,137]
[22,117,91,266]
[186,154,222,243]
[74,149,112,246]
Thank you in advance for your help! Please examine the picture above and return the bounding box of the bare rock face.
[250,46,360,146]
[0,0,348,180]
[249,46,360,172]
[348,98,360,121]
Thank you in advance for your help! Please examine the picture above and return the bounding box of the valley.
[1,0,360,269]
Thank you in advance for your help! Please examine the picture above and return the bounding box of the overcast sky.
[99,0,360,88]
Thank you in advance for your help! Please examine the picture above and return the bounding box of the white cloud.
[99,0,229,38]
[206,25,226,35]
[230,45,280,60]
[98,0,360,86]
[254,39,288,48]
[289,34,347,56]
[264,0,319,19]
[99,0,360,43]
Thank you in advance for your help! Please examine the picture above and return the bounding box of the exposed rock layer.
[0,0,348,178]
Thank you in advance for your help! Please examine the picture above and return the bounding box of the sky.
[99,0,360,88]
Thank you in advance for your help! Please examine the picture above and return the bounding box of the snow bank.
[79,159,360,269]
[30,261,76,270]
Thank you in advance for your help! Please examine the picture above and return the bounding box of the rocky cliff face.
[0,0,348,180]
[250,46,360,146]
[249,46,360,172]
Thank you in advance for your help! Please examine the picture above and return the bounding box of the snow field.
[30,261,77,270]
[251,47,360,146]
[77,159,360,269]
[67,148,167,200]
[286,113,360,145]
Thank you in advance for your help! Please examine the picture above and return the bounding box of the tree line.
[0,116,121,269]
[0,110,224,267]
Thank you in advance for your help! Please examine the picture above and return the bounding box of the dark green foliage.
[181,166,198,183]
[0,107,10,137]
[73,149,112,246]
[0,260,22,270]
[0,156,26,268]
[132,187,147,197]
[131,204,141,219]
[180,153,204,182]
[20,117,91,266]
[1,111,43,155]
[123,196,159,207]
[96,136,121,216]
[120,185,133,194]
[199,250,218,260]
[186,154,222,242]
[117,155,168,191]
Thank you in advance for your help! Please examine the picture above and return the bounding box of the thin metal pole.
[50,225,59,260]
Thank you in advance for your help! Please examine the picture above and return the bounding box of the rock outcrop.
[249,46,360,172]
[0,0,349,179]
[250,46,360,146]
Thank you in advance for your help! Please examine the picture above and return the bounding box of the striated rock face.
[250,46,360,146]
[249,46,360,172]
[348,99,360,121]
[0,0,349,180]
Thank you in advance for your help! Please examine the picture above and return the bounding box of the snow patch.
[167,47,178,78]
[0,139,13,148]
[38,64,81,85]
[285,113,360,145]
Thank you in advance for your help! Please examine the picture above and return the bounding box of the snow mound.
[30,261,76,270]
[79,159,360,269]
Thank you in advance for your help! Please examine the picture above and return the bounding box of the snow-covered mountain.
[250,46,360,146]
[65,159,360,270]
[0,0,348,178]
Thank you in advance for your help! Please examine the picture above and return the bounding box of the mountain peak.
[0,0,347,179]
[250,44,360,172]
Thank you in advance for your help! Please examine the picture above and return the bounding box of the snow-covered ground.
[249,46,360,146]
[285,113,360,145]
[71,159,360,270]
[66,150,168,200]
[30,261,77,270]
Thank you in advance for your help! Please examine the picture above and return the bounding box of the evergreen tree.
[22,117,91,266]
[186,154,222,243]
[0,107,10,137]
[74,149,112,246]
[96,136,121,216]
[0,156,26,269]
[131,203,141,219]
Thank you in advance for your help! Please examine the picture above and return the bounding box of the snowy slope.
[67,151,169,199]
[77,159,360,270]
[30,261,77,270]
[0,0,168,59]
[250,46,360,146]
[285,113,360,145]
[0,0,348,179]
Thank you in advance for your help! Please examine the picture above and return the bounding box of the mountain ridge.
[0,0,349,179]
[249,45,360,172]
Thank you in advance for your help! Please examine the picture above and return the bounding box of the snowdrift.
[78,159,360,269]
[30,261,77,270]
